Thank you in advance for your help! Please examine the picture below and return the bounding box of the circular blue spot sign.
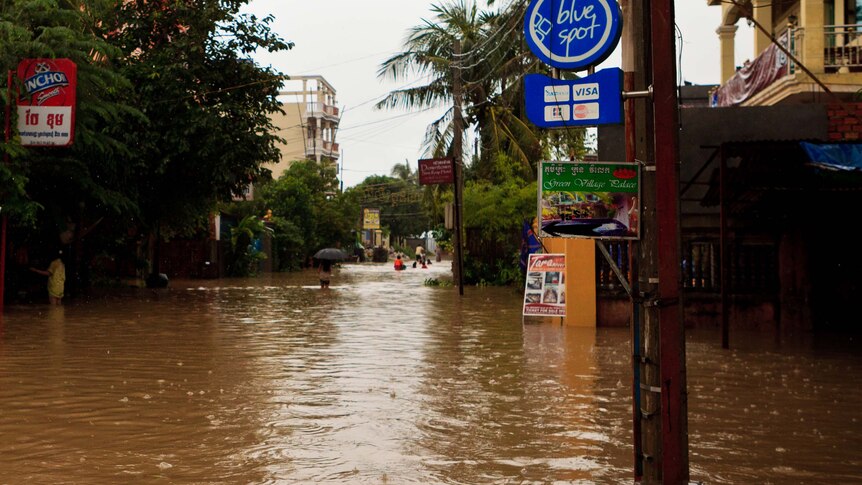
[524,0,623,71]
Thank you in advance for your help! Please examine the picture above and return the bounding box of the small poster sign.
[522,253,567,317]
[418,158,454,185]
[363,208,380,230]
[17,58,77,146]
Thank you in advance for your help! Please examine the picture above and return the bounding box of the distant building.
[268,75,341,179]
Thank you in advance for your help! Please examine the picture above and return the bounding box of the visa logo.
[572,83,600,101]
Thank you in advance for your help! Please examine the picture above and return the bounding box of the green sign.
[538,161,640,239]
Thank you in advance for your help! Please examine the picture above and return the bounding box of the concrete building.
[709,0,862,105]
[268,75,340,179]
[595,1,862,332]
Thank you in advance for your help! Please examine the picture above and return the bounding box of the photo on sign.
[541,191,635,236]
[527,272,543,290]
[542,287,558,304]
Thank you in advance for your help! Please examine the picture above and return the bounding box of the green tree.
[257,160,359,271]
[107,0,291,242]
[226,214,271,276]
[0,0,141,227]
[390,161,415,183]
[376,0,564,183]
[376,0,590,285]
[0,0,150,297]
[461,178,536,285]
[349,175,430,244]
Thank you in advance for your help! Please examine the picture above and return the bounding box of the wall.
[827,102,862,141]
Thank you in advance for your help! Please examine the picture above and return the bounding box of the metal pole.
[650,0,689,481]
[452,39,464,296]
[1,70,12,313]
[720,145,729,349]
[621,0,649,479]
[0,214,5,313]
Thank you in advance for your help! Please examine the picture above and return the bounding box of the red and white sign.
[522,253,567,317]
[419,158,454,185]
[17,58,77,146]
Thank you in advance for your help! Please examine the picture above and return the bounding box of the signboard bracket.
[596,240,632,297]
[622,86,654,99]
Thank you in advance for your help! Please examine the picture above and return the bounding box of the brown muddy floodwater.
[0,262,860,484]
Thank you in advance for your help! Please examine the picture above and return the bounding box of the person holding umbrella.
[318,259,332,289]
[313,247,346,289]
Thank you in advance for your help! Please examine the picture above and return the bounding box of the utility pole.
[451,39,465,296]
[651,0,690,482]
[621,0,651,480]
[1,70,12,313]
[623,0,689,482]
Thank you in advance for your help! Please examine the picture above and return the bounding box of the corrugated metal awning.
[701,141,862,219]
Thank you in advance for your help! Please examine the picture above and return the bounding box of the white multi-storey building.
[268,75,340,178]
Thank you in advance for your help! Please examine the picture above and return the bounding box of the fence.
[596,239,778,295]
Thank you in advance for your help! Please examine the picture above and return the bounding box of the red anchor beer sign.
[16,58,77,146]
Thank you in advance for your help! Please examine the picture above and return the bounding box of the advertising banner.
[418,158,454,185]
[711,35,789,107]
[522,253,566,317]
[362,208,380,230]
[17,58,77,146]
[538,160,640,239]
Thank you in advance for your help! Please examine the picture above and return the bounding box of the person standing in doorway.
[318,260,332,289]
[30,250,66,305]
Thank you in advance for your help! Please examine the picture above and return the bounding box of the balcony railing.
[305,102,340,119]
[304,140,341,160]
[824,24,862,70]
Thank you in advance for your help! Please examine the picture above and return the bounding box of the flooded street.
[0,263,860,483]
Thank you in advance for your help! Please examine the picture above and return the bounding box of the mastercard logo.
[574,105,589,119]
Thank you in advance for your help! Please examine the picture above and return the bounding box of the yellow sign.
[363,208,380,229]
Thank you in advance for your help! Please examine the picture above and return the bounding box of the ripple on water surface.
[0,265,860,483]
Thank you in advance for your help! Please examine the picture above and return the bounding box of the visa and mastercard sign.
[525,68,622,128]
[16,58,77,146]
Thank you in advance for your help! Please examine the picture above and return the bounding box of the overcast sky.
[241,1,753,188]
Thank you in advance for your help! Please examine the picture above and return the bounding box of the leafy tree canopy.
[107,0,292,238]
[0,0,140,230]
[256,160,359,269]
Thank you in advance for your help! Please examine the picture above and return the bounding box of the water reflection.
[0,263,859,483]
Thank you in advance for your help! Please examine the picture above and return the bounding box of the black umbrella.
[314,247,347,261]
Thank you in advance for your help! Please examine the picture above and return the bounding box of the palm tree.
[376,0,580,183]
[390,160,415,183]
